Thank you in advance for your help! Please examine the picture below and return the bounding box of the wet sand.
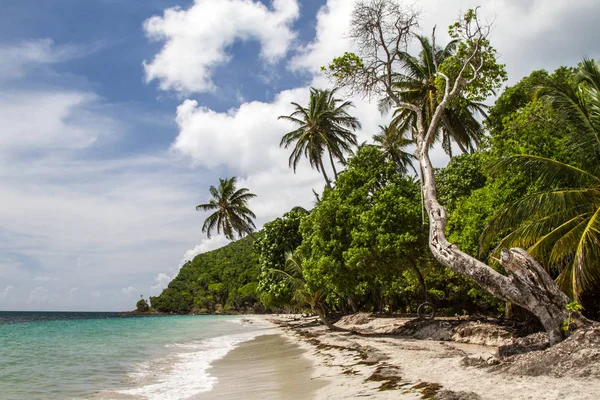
[193,334,328,400]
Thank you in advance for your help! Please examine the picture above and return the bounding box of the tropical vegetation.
[147,2,599,343]
[279,87,361,187]
[196,177,257,240]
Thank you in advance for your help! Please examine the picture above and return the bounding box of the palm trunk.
[314,304,341,331]
[417,140,578,345]
[407,258,428,302]
[328,149,339,181]
[319,158,332,189]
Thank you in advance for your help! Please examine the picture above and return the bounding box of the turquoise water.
[0,312,271,400]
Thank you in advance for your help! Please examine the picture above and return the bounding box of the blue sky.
[1,0,599,311]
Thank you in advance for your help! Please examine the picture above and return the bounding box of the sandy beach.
[193,333,328,399]
[208,314,600,400]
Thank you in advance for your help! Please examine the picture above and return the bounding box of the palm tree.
[279,87,361,188]
[482,59,600,300]
[196,177,257,241]
[386,35,488,156]
[271,250,339,330]
[373,124,416,174]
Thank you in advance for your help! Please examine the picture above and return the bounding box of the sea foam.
[115,328,265,400]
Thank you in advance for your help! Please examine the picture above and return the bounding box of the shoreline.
[194,333,328,399]
[251,314,600,400]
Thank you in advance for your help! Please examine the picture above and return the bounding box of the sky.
[1,0,599,311]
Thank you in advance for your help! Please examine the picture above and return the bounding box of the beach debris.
[434,390,482,400]
[498,322,600,377]
[365,363,403,391]
[411,381,443,398]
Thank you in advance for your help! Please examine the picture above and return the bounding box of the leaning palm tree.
[385,35,488,156]
[271,250,339,330]
[196,177,257,241]
[279,87,361,188]
[482,59,600,301]
[373,124,417,174]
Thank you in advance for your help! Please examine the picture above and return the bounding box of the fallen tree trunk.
[418,143,584,345]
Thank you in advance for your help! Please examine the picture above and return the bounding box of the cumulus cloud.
[173,87,308,171]
[143,0,300,93]
[150,273,172,294]
[121,286,138,297]
[180,235,231,265]
[171,82,393,226]
[289,0,353,74]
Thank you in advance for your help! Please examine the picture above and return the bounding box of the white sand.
[257,314,600,400]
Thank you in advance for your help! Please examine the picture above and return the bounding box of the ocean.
[0,312,273,400]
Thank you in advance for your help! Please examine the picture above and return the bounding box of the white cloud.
[0,286,14,303]
[173,87,308,172]
[143,0,300,93]
[289,0,353,74]
[0,91,118,154]
[150,273,172,294]
[28,286,51,304]
[0,39,80,79]
[171,84,389,226]
[121,286,138,297]
[150,272,172,290]
[180,235,231,265]
[0,152,212,311]
[150,272,173,295]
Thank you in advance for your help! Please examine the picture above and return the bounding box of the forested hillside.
[149,235,262,313]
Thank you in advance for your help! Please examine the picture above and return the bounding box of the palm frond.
[491,155,600,187]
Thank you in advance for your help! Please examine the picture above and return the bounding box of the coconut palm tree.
[196,177,257,241]
[385,35,488,156]
[373,124,416,174]
[482,59,600,300]
[279,87,361,188]
[271,250,339,330]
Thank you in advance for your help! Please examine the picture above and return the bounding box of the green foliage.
[567,301,584,313]
[322,52,364,83]
[373,124,416,174]
[483,60,600,300]
[445,9,507,103]
[486,68,577,161]
[136,298,150,313]
[150,235,262,313]
[436,153,487,213]
[562,301,584,332]
[255,209,308,308]
[279,87,361,187]
[299,146,428,310]
[196,177,257,240]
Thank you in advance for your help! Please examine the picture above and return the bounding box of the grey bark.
[314,304,341,331]
[318,158,332,189]
[417,140,571,344]
[328,149,339,181]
